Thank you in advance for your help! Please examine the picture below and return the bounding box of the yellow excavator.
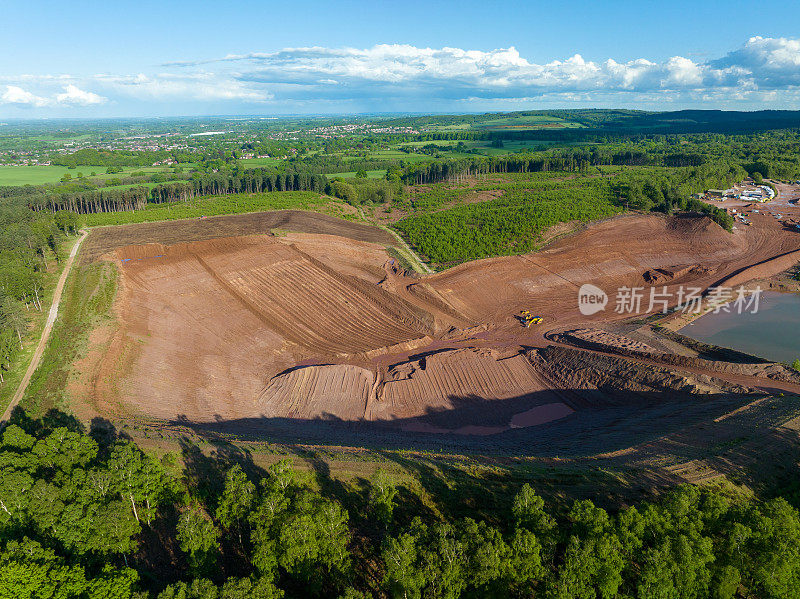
[519,310,543,327]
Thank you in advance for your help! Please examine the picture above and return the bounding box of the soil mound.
[643,265,709,284]
[563,329,658,353]
[259,364,374,420]
[83,209,396,262]
[424,214,747,323]
[531,346,751,406]
[371,348,558,422]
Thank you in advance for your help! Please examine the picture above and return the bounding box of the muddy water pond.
[680,291,800,363]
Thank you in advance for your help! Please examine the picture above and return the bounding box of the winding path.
[1,230,88,422]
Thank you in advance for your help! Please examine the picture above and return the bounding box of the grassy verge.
[378,225,434,274]
[0,236,81,415]
[82,191,335,227]
[20,259,118,417]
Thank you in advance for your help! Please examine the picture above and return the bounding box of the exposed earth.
[71,193,800,471]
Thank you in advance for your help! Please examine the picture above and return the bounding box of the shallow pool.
[680,291,800,363]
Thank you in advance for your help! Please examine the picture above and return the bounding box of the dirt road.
[1,230,88,422]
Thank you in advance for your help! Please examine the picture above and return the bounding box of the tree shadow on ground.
[168,388,800,511]
[178,434,265,512]
[9,405,85,436]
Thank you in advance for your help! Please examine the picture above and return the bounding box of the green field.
[417,113,585,132]
[0,163,192,186]
[0,165,76,185]
[476,114,569,127]
[238,157,285,168]
[81,191,338,227]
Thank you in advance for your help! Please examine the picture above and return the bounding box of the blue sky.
[2,0,800,116]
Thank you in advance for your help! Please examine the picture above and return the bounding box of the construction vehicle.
[518,311,543,327]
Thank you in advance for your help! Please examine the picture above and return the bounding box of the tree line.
[396,148,755,186]
[4,170,330,215]
[0,202,79,383]
[51,149,192,169]
[1,408,799,598]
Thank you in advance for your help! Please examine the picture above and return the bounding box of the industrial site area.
[60,181,800,475]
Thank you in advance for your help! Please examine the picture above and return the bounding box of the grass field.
[81,191,341,227]
[238,157,285,168]
[0,165,75,185]
[0,164,194,186]
[475,114,568,127]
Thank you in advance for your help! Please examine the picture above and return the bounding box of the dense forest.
[1,409,799,598]
[0,200,79,384]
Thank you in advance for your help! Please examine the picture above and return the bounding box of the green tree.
[216,465,256,544]
[107,442,173,526]
[383,531,426,599]
[369,469,398,527]
[0,539,89,599]
[512,484,556,540]
[177,504,221,574]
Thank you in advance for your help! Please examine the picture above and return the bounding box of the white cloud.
[3,36,800,113]
[710,36,800,88]
[55,84,106,105]
[664,56,704,87]
[94,72,270,102]
[1,85,50,107]
[211,40,800,101]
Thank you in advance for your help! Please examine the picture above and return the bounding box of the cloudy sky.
[2,0,800,117]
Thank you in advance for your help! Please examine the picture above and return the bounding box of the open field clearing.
[475,115,584,130]
[0,165,74,185]
[0,163,191,185]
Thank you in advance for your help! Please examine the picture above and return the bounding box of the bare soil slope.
[83,209,396,262]
[76,209,800,445]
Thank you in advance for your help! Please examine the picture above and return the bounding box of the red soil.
[77,205,800,435]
